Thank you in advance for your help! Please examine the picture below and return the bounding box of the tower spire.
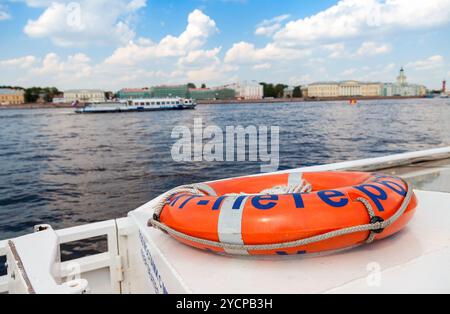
[397,67,407,85]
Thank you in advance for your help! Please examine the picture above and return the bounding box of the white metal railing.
[56,220,122,294]
[0,240,8,293]
[0,220,122,294]
[230,146,450,180]
[2,146,450,294]
[282,146,450,173]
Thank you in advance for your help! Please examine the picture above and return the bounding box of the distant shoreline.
[0,96,428,110]
[0,103,76,110]
[197,95,426,105]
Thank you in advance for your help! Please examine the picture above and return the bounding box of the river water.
[1,98,449,239]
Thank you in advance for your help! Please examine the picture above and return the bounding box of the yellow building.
[307,82,339,98]
[301,86,309,98]
[361,83,383,97]
[339,81,362,97]
[307,81,383,98]
[0,88,25,105]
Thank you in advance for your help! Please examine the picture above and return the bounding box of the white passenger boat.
[1,147,450,294]
[75,98,196,114]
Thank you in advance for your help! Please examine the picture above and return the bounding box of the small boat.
[439,93,449,99]
[75,98,196,114]
[349,99,358,105]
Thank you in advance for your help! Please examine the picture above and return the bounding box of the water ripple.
[0,99,449,239]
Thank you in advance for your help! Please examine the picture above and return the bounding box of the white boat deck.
[382,158,450,193]
[127,146,450,294]
[1,147,450,294]
[130,190,450,294]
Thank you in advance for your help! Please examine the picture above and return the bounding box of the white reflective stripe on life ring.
[195,183,217,196]
[217,196,249,255]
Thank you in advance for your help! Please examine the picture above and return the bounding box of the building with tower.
[382,67,427,97]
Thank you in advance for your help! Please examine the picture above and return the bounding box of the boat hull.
[75,104,196,114]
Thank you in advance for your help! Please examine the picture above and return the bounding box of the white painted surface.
[0,241,7,293]
[130,190,450,294]
[56,219,122,294]
[7,228,81,294]
[128,147,450,294]
[2,147,450,294]
[327,191,450,294]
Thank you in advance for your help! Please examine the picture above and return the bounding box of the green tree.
[24,87,39,103]
[260,83,274,98]
[44,92,53,103]
[274,84,287,98]
[24,86,61,103]
[201,83,207,89]
[260,82,288,98]
[0,86,23,90]
[293,86,302,98]
[187,83,196,89]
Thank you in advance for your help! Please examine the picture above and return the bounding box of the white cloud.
[23,0,146,46]
[356,41,391,56]
[342,68,357,76]
[3,2,448,90]
[226,0,432,74]
[225,42,311,64]
[177,48,222,68]
[339,63,397,81]
[30,53,92,79]
[104,9,218,65]
[0,52,95,88]
[274,0,450,46]
[322,43,346,58]
[176,46,237,84]
[126,0,146,11]
[0,56,37,68]
[0,4,11,20]
[1,9,234,89]
[288,74,312,86]
[156,9,218,56]
[185,63,237,83]
[255,14,290,37]
[253,63,272,70]
[406,55,445,70]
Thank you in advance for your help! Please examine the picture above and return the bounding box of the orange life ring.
[150,172,417,256]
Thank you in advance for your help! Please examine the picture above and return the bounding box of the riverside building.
[307,81,383,98]
[64,89,106,103]
[151,85,189,98]
[382,68,427,97]
[0,88,25,105]
[189,88,236,101]
[223,81,264,100]
[117,88,152,100]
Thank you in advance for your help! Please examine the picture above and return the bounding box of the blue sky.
[0,0,449,90]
